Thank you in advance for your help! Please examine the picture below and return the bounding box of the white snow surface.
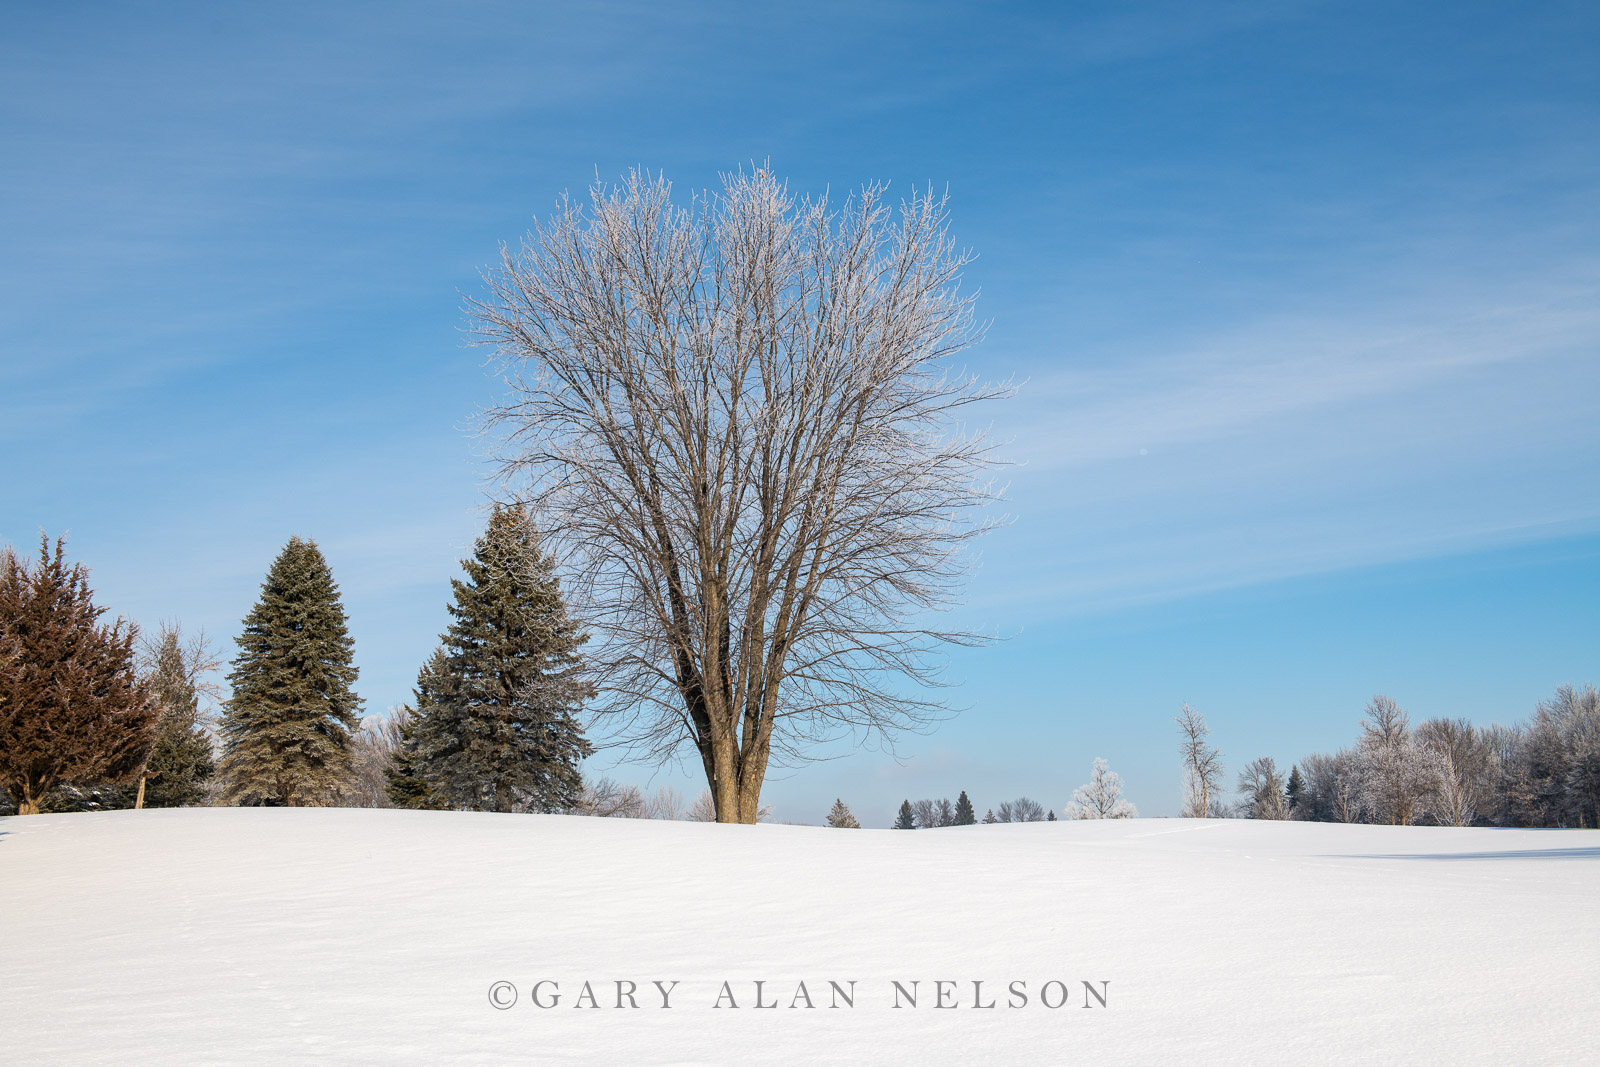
[2,809,1596,1065]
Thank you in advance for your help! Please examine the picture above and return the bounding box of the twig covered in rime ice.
[470,167,1011,822]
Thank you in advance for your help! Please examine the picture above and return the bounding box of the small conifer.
[893,798,916,829]
[385,654,450,809]
[138,626,217,807]
[826,798,861,828]
[1285,764,1305,813]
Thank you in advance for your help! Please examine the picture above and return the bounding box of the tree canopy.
[0,537,157,815]
[471,167,1007,821]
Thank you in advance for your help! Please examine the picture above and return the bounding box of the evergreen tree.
[1047,809,1057,821]
[982,808,998,824]
[398,507,594,813]
[0,537,157,815]
[216,537,363,806]
[137,626,217,808]
[953,790,976,825]
[48,626,221,813]
[893,799,916,829]
[826,798,861,828]
[1285,764,1305,814]
[385,653,450,809]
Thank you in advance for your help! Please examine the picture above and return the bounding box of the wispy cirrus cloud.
[1017,265,1600,471]
[965,261,1600,617]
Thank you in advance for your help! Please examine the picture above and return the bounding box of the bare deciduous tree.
[574,775,648,818]
[686,790,717,822]
[1357,695,1435,826]
[1483,723,1534,825]
[908,796,958,828]
[1329,749,1364,823]
[1176,703,1224,819]
[1525,684,1600,828]
[347,711,407,808]
[994,796,1046,823]
[1295,751,1361,822]
[1236,756,1286,820]
[646,784,688,820]
[1415,717,1493,827]
[1065,757,1137,819]
[472,167,1008,822]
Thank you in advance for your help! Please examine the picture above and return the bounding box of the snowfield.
[2,809,1596,1065]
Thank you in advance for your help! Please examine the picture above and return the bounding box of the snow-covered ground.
[2,809,1595,1065]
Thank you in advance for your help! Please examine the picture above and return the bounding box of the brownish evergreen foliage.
[0,537,158,815]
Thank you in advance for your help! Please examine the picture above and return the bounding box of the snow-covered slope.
[2,809,1595,1065]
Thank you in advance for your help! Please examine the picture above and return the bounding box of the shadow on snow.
[1335,847,1600,861]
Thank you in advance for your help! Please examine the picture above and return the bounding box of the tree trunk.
[18,798,40,816]
[736,764,766,823]
[135,772,147,810]
[700,689,775,824]
[709,734,742,823]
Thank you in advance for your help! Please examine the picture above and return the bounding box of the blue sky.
[3,1,1596,822]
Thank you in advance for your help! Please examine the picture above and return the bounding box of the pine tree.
[137,626,217,808]
[398,507,593,813]
[216,537,363,806]
[826,798,861,828]
[893,799,916,829]
[953,790,976,825]
[982,808,998,824]
[1047,809,1057,821]
[0,537,157,815]
[1285,764,1305,814]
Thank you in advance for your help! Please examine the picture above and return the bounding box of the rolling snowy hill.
[2,809,1595,1065]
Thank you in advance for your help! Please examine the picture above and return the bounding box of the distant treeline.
[1183,691,1600,828]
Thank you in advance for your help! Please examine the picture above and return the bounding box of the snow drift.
[2,809,1595,1064]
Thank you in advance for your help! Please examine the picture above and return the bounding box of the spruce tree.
[385,652,450,809]
[826,798,861,828]
[138,626,217,808]
[1285,764,1305,814]
[954,790,976,825]
[0,537,157,814]
[893,798,916,829]
[397,506,593,813]
[216,537,362,806]
[982,808,998,824]
[1047,809,1057,821]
